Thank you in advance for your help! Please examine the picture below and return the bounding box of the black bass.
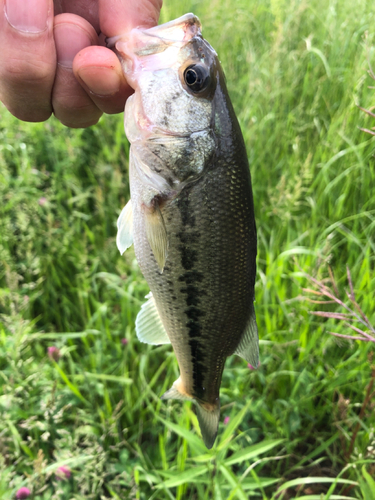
[111,13,258,449]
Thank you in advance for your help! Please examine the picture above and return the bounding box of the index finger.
[68,0,162,115]
[99,0,162,37]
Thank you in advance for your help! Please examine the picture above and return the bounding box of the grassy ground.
[1,0,375,498]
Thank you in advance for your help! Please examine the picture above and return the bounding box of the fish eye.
[184,64,210,93]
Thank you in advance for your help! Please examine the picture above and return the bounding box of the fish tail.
[161,378,220,448]
[195,400,220,449]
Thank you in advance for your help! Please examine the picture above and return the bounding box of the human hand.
[0,0,162,127]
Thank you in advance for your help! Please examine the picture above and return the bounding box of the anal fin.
[234,304,259,368]
[161,377,193,401]
[135,292,170,345]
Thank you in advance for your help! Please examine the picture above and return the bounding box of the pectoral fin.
[234,305,259,368]
[132,145,172,193]
[116,200,133,255]
[144,203,168,272]
[135,292,170,345]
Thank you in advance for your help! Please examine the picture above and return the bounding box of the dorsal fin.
[135,293,170,345]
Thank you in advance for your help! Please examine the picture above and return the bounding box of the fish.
[110,13,258,449]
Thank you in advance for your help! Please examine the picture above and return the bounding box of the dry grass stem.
[304,266,375,343]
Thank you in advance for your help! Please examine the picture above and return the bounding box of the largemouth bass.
[111,13,258,449]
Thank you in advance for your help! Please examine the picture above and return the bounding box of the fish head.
[113,13,218,139]
[112,14,222,184]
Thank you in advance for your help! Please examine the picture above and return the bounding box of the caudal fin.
[161,377,220,449]
[195,401,220,449]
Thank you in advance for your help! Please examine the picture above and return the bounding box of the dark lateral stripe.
[177,230,201,244]
[177,190,196,226]
[186,320,202,336]
[180,284,201,305]
[189,337,207,399]
[179,245,198,270]
[178,270,204,284]
[177,187,207,399]
[185,306,205,321]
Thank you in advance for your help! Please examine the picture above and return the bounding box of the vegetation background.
[1,0,374,498]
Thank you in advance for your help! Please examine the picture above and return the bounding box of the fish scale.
[114,13,258,448]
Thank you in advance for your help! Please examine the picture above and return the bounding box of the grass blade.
[155,465,207,488]
[224,439,284,466]
[53,362,88,404]
[362,465,375,496]
[276,477,357,493]
[217,400,252,449]
[158,416,207,454]
[83,371,132,384]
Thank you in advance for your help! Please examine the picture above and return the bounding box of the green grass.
[1,0,375,498]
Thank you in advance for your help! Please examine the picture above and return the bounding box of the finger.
[99,0,162,37]
[73,46,132,115]
[52,13,102,128]
[54,0,100,32]
[0,0,56,122]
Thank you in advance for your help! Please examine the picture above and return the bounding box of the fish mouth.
[107,14,204,88]
[106,13,201,50]
[137,13,202,45]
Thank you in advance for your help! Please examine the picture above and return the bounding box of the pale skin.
[0,0,162,128]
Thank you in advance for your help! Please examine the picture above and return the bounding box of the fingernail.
[54,23,93,69]
[77,66,121,96]
[5,0,50,33]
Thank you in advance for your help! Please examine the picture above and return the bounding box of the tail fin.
[161,378,220,449]
[195,401,220,449]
